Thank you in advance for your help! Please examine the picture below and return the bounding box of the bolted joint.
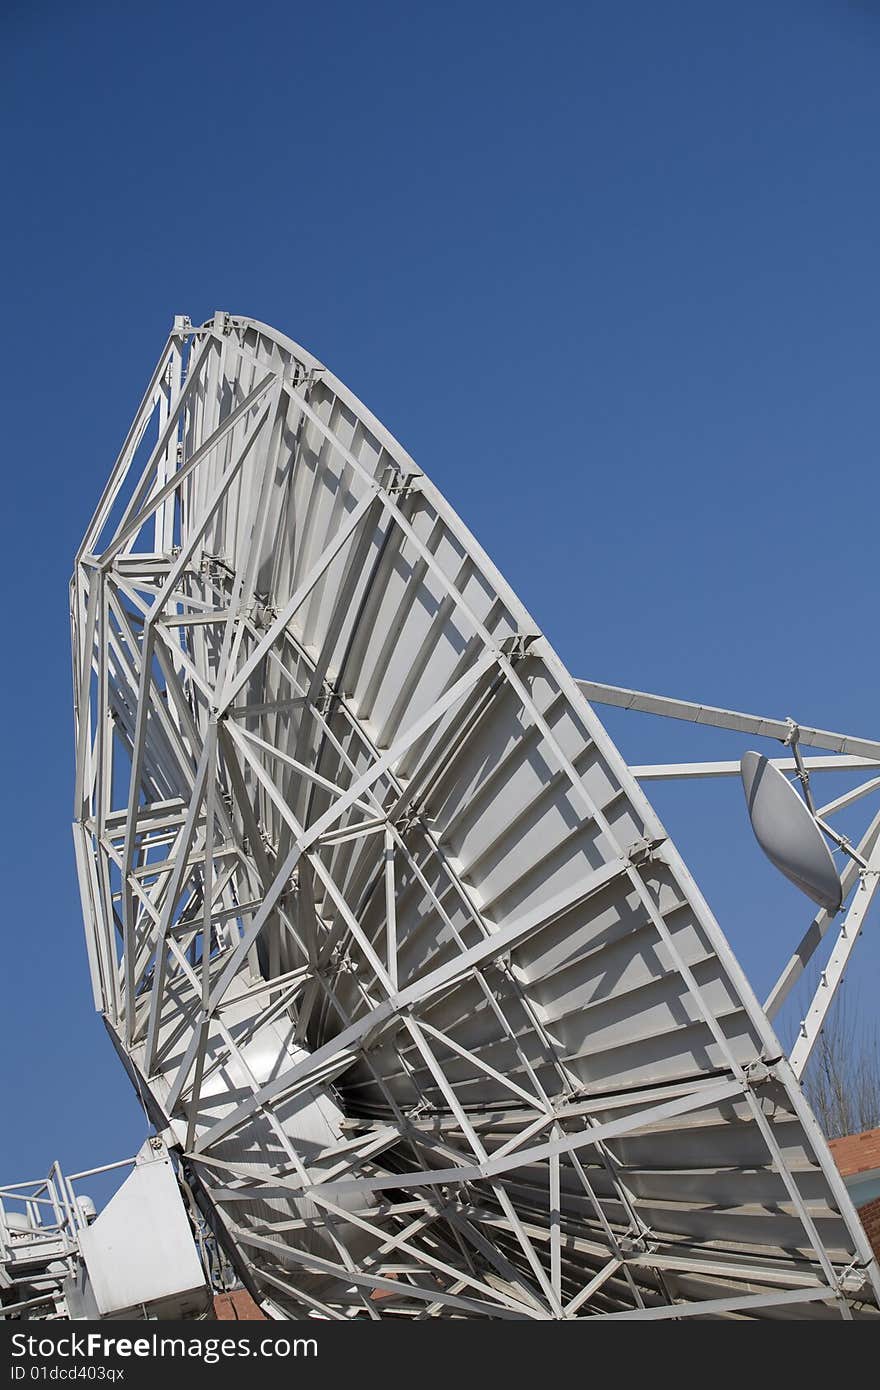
[839,1264,871,1297]
[626,835,666,868]
[744,1058,772,1086]
[617,1233,653,1257]
[381,463,420,498]
[500,633,538,663]
[397,802,427,835]
[250,600,277,631]
[317,684,340,717]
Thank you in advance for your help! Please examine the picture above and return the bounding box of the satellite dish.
[741,751,842,912]
[69,313,876,1320]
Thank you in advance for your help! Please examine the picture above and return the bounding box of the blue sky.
[1,1,878,1196]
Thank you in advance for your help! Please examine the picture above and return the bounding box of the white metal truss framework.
[71,313,880,1320]
[0,1159,136,1320]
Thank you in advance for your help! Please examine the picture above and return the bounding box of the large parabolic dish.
[71,313,880,1319]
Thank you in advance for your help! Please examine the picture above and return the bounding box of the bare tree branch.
[801,987,880,1139]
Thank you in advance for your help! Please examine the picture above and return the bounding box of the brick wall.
[858,1195,880,1262]
[827,1127,880,1264]
[213,1289,266,1320]
[828,1126,880,1180]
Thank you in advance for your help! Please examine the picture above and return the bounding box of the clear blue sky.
[2,1,878,1195]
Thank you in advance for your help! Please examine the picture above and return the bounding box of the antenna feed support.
[783,719,818,813]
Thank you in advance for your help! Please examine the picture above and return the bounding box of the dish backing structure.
[71,313,880,1320]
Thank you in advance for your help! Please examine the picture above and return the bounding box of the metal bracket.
[744,1058,774,1086]
[316,680,343,717]
[839,1262,872,1296]
[618,1232,657,1257]
[784,719,819,814]
[626,835,666,868]
[199,554,230,580]
[500,633,538,663]
[381,464,420,499]
[250,601,277,631]
[396,802,428,835]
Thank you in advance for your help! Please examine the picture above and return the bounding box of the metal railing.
[0,1158,136,1319]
